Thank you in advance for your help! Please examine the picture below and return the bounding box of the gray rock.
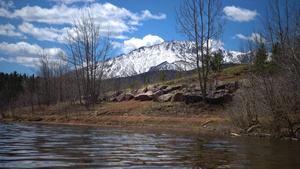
[136,88,148,95]
[158,94,173,102]
[109,97,118,102]
[185,93,202,104]
[165,85,182,93]
[206,92,232,104]
[147,85,158,92]
[157,85,168,90]
[212,80,226,90]
[117,92,134,102]
[225,81,239,93]
[187,84,196,92]
[134,91,153,101]
[171,92,185,102]
[152,90,164,101]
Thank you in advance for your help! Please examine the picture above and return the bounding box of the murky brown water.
[0,122,299,168]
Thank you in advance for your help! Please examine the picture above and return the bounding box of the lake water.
[0,122,299,169]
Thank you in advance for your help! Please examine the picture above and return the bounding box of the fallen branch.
[246,125,261,133]
[201,120,212,126]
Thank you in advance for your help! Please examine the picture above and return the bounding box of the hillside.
[1,65,250,135]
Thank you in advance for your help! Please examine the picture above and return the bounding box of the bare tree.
[65,9,114,105]
[176,0,225,101]
[54,50,69,102]
[263,0,299,64]
[37,50,54,106]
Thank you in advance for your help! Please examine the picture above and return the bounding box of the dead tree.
[176,0,225,101]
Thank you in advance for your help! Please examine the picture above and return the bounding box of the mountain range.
[104,41,246,78]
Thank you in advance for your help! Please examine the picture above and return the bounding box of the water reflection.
[0,122,299,168]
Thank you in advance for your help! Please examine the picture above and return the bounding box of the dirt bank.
[0,100,238,135]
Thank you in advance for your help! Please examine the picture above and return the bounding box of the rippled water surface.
[0,122,300,168]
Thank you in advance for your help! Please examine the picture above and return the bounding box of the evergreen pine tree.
[210,52,223,72]
[255,43,268,70]
[159,69,167,82]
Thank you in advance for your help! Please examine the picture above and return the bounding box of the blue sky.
[0,0,267,75]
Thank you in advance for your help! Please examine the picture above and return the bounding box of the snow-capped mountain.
[104,41,245,78]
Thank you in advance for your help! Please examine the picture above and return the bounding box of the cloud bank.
[0,3,166,40]
[0,42,62,67]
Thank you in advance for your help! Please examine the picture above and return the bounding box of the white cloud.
[141,10,167,20]
[223,6,258,22]
[0,3,166,25]
[0,3,166,41]
[122,34,164,54]
[0,23,24,37]
[0,0,14,9]
[236,33,266,43]
[48,0,95,4]
[0,42,62,67]
[18,22,64,42]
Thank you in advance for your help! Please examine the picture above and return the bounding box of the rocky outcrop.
[102,79,250,104]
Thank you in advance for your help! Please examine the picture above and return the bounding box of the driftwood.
[246,125,261,133]
[230,133,241,137]
[201,120,212,126]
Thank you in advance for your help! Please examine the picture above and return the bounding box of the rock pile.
[98,79,247,104]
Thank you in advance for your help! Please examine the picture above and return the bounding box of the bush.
[229,73,300,138]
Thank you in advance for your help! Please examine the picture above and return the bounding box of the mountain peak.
[104,41,245,78]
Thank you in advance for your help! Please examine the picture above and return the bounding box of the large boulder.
[167,85,182,91]
[225,81,239,93]
[187,84,196,92]
[185,93,202,104]
[136,88,148,95]
[117,92,134,102]
[157,85,168,90]
[158,94,173,102]
[152,90,164,101]
[206,92,232,104]
[147,85,159,93]
[164,85,182,94]
[171,92,185,102]
[109,97,118,102]
[128,89,139,95]
[187,84,201,92]
[134,91,153,101]
[212,80,226,90]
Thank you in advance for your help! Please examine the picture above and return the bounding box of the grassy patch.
[220,65,252,76]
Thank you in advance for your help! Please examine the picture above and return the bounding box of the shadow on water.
[0,122,300,168]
